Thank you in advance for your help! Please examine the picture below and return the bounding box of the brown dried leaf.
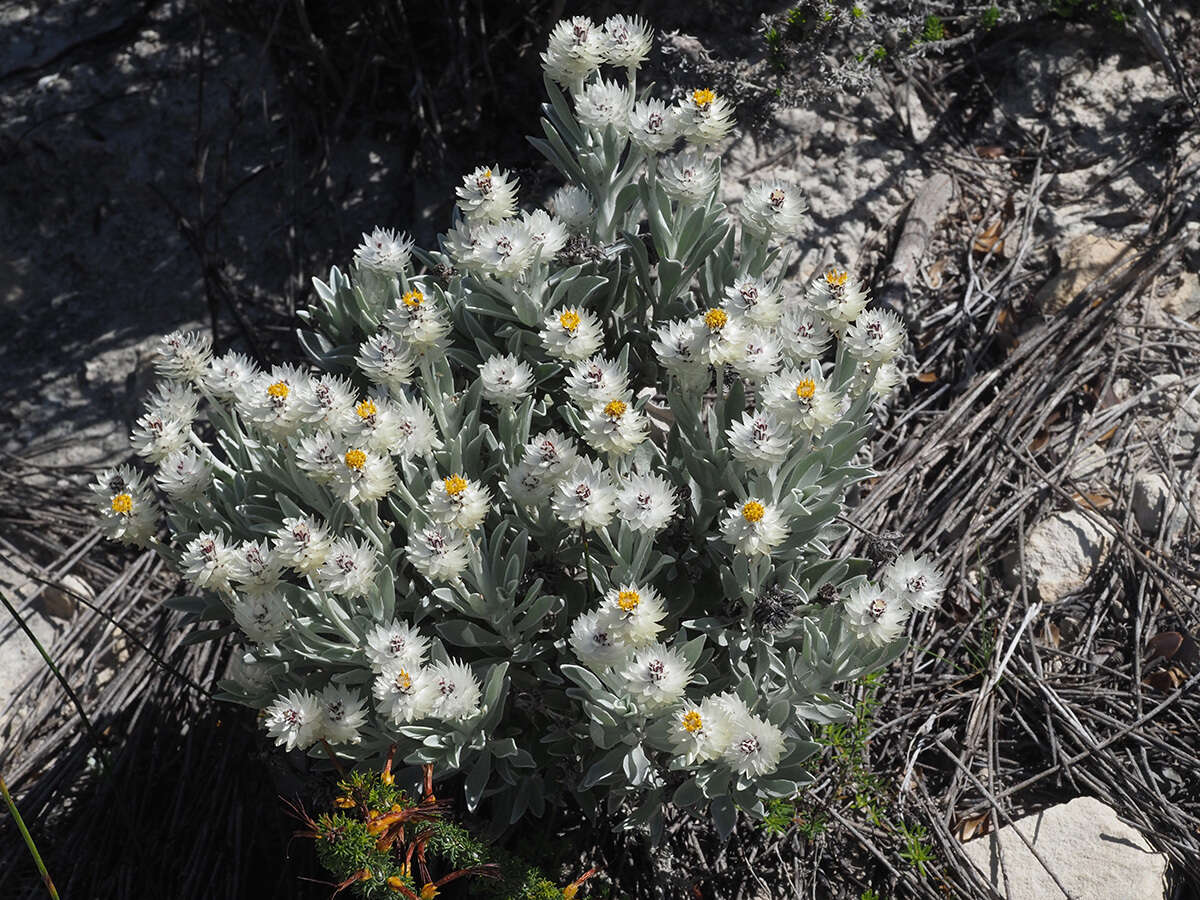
[927,257,947,288]
[1144,667,1187,691]
[958,812,991,841]
[915,372,939,383]
[976,145,1005,159]
[973,220,1004,254]
[1072,491,1113,509]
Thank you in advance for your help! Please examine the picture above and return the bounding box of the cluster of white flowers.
[97,16,934,839]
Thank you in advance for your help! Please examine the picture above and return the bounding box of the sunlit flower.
[678,88,735,147]
[542,306,604,361]
[615,472,677,532]
[569,611,630,671]
[155,448,211,501]
[407,524,471,582]
[742,182,807,238]
[428,473,491,532]
[718,695,785,777]
[600,14,652,69]
[574,78,631,132]
[629,98,680,154]
[549,186,594,232]
[373,662,432,725]
[843,582,910,647]
[720,498,789,557]
[318,684,368,745]
[726,410,790,471]
[273,516,332,576]
[365,619,430,673]
[597,584,667,647]
[155,330,212,383]
[621,643,692,711]
[265,688,322,752]
[419,659,482,721]
[668,695,732,765]
[455,164,519,225]
[354,227,414,274]
[553,457,617,530]
[882,552,945,613]
[541,16,605,88]
[180,531,235,593]
[232,587,292,645]
[480,354,536,406]
[204,351,258,402]
[659,149,719,204]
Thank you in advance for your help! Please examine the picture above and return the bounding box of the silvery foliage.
[102,16,918,841]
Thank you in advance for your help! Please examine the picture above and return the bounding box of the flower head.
[265,689,322,751]
[882,552,945,612]
[204,351,258,402]
[273,516,333,576]
[808,269,870,325]
[232,587,292,645]
[620,643,693,711]
[668,695,732,765]
[845,308,906,363]
[659,149,719,204]
[629,98,680,154]
[726,410,790,471]
[553,458,617,530]
[479,354,536,406]
[574,78,631,132]
[597,583,667,647]
[615,472,678,533]
[455,164,518,225]
[155,331,213,383]
[763,367,841,432]
[419,659,482,721]
[366,619,430,673]
[721,498,789,557]
[407,525,471,582]
[541,17,605,88]
[427,473,491,532]
[569,611,630,671]
[520,209,569,259]
[718,696,785,777]
[742,182,807,238]
[155,448,211,501]
[542,306,603,361]
[316,537,378,598]
[180,531,235,593]
[600,14,652,69]
[678,89,735,147]
[354,227,414,274]
[373,662,432,725]
[318,684,368,745]
[549,186,594,233]
[843,582,910,647]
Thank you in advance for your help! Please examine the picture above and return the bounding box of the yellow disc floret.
[402,289,424,308]
[682,710,704,733]
[559,309,581,333]
[395,668,413,692]
[692,88,716,108]
[741,500,766,523]
[355,399,378,419]
[267,381,290,399]
[795,378,816,399]
[603,399,627,419]
[443,475,468,496]
[110,493,134,515]
[344,449,367,470]
[825,269,848,287]
[617,589,640,612]
[703,308,728,331]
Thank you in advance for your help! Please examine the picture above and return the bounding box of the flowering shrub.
[95,14,943,839]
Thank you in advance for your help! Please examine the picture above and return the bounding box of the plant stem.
[0,772,60,900]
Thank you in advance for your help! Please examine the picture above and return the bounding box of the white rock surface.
[1009,511,1112,603]
[962,797,1167,900]
[1036,235,1134,315]
[39,572,94,620]
[1151,272,1200,322]
[1131,471,1194,540]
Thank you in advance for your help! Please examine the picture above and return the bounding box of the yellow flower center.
[356,399,378,419]
[267,381,289,399]
[110,493,133,515]
[443,475,468,496]
[402,289,424,308]
[344,449,367,470]
[742,501,766,523]
[559,310,581,333]
[795,378,816,399]
[825,269,848,287]
[603,399,627,419]
[692,88,716,108]
[682,710,703,733]
[703,308,728,331]
[617,589,640,612]
[395,668,413,691]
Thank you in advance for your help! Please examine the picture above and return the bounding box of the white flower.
[882,552,945,613]
[130,408,191,463]
[653,319,708,383]
[180,531,235,593]
[295,430,342,484]
[574,78,631,132]
[597,584,666,647]
[621,643,692,711]
[569,611,630,671]
[144,381,200,422]
[427,474,491,532]
[668,696,732,765]
[294,374,358,433]
[407,525,471,582]
[542,306,603,361]
[726,411,790,471]
[354,227,414,274]
[442,219,478,267]
[155,331,213,383]
[601,14,652,69]
[720,498,789,557]
[383,287,452,352]
[317,684,368,745]
[365,619,430,673]
[272,516,332,576]
[742,181,807,238]
[342,394,405,456]
[315,537,378,598]
[731,328,783,381]
[565,356,629,410]
[92,466,158,546]
[471,221,537,278]
[693,308,747,367]
[719,696,785,777]
[506,460,555,507]
[455,164,518,225]
[762,367,841,432]
[629,98,680,154]
[419,659,482,721]
[658,149,719,204]
[808,269,869,326]
[549,186,593,233]
[392,394,443,459]
[237,365,308,439]
[843,582,910,647]
[582,393,650,456]
[522,429,580,480]
[520,209,569,259]
[155,448,211,501]
[845,308,906,363]
[204,351,258,402]
[228,539,283,590]
[678,88,735,147]
[553,458,617,530]
[232,587,292,644]
[862,360,903,398]
[541,16,604,87]
[357,330,417,393]
[779,307,833,361]
[373,663,432,725]
[333,446,396,505]
[615,472,677,532]
[479,354,535,406]
[225,649,273,695]
[723,277,782,326]
[264,689,322,751]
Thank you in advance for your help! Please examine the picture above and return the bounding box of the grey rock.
[961,796,1167,899]
[1007,511,1112,603]
[39,572,94,620]
[1036,235,1135,315]
[1131,471,1194,540]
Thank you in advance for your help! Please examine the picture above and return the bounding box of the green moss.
[921,15,945,41]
